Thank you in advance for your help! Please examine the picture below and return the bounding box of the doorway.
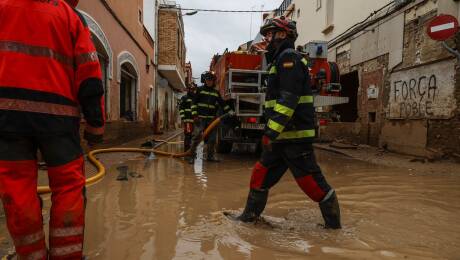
[335,71,359,122]
[120,63,137,121]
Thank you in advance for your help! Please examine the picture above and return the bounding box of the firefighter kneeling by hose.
[225,16,341,229]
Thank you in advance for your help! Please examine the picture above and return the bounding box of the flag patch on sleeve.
[282,62,294,68]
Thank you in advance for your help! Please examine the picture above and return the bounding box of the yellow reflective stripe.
[191,105,197,108]
[0,41,73,66]
[299,95,313,104]
[199,115,214,119]
[192,111,198,115]
[266,96,312,110]
[50,243,83,257]
[224,105,230,110]
[267,120,285,133]
[185,109,191,112]
[13,230,45,246]
[301,58,308,66]
[198,103,215,109]
[277,129,315,140]
[274,103,295,117]
[269,66,277,75]
[76,51,99,66]
[50,227,84,238]
[264,100,276,108]
[187,99,193,102]
[201,91,218,97]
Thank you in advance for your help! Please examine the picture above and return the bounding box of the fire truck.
[211,41,348,154]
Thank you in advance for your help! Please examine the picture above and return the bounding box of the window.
[322,0,334,34]
[138,9,143,24]
[326,0,334,26]
[316,0,322,11]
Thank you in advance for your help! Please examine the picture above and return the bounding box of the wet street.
[2,140,460,259]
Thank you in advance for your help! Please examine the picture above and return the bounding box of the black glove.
[84,130,103,146]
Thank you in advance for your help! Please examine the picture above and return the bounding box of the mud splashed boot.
[319,190,342,229]
[229,189,268,223]
[206,144,220,162]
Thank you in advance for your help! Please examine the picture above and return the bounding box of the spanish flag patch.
[282,61,294,68]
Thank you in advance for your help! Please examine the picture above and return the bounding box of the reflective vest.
[264,47,316,143]
[179,93,194,123]
[0,0,104,135]
[191,86,231,119]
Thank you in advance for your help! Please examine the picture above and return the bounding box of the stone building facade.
[324,0,459,157]
[267,0,460,158]
[156,1,188,132]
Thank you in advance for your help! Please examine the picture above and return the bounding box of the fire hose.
[36,115,226,195]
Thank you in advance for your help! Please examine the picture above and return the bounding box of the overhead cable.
[160,7,275,13]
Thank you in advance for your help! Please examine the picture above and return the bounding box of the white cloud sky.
[174,0,282,79]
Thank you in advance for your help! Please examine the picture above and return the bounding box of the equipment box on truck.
[211,52,267,153]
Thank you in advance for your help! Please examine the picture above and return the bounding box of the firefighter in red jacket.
[229,17,341,229]
[0,0,104,259]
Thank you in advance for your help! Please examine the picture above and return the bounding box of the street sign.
[427,15,459,41]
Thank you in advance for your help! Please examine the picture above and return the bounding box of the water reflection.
[49,142,460,259]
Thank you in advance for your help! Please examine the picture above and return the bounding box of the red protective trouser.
[0,134,86,259]
[249,143,331,203]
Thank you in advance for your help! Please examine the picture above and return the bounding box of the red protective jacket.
[0,0,104,136]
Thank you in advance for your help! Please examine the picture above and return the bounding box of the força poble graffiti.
[388,59,456,120]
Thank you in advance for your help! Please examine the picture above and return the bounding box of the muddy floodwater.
[2,140,460,259]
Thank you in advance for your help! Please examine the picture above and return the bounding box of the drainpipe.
[153,0,161,134]
[442,41,460,62]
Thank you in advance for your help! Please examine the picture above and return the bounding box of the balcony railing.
[274,0,293,17]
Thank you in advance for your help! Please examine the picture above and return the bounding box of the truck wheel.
[217,140,233,154]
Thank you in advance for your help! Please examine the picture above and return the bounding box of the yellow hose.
[37,116,224,195]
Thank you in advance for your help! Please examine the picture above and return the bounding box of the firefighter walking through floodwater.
[229,16,341,229]
[189,72,232,164]
[0,0,105,258]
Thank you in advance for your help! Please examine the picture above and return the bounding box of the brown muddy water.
[1,141,460,259]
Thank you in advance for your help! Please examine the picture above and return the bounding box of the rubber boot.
[188,154,195,164]
[236,189,269,222]
[206,144,220,162]
[319,190,341,229]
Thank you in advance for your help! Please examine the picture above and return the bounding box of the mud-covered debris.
[129,172,144,178]
[116,166,129,181]
[330,142,358,150]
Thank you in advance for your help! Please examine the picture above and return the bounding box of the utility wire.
[160,7,275,13]
[328,0,399,47]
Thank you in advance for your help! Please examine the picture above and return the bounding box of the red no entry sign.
[427,15,459,41]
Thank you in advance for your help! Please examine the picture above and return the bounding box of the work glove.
[84,128,103,146]
[262,135,272,152]
[228,110,235,117]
